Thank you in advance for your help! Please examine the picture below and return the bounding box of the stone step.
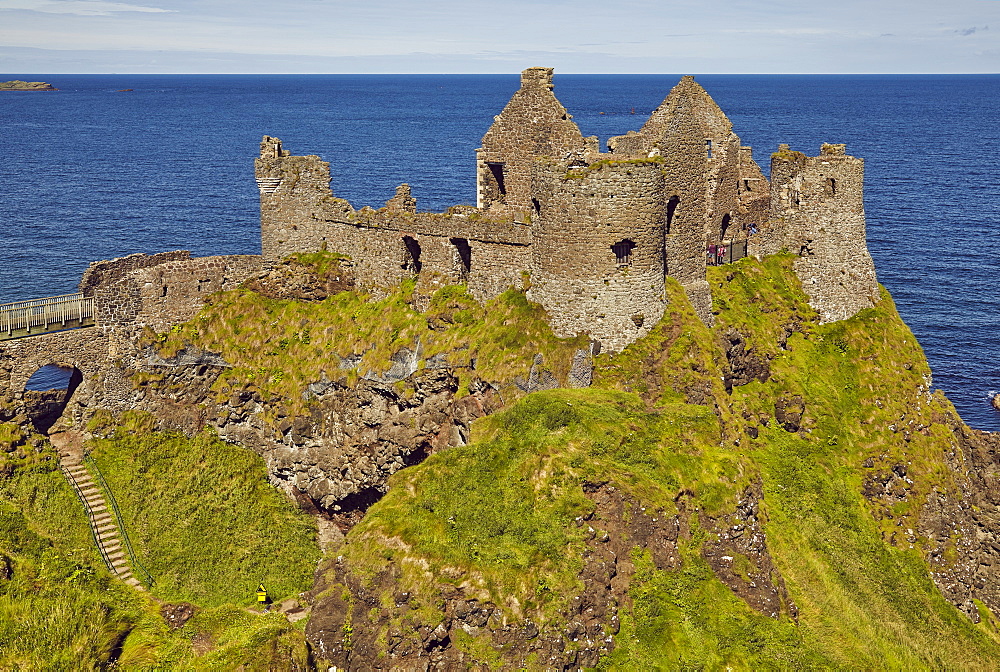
[92,513,113,525]
[80,486,100,496]
[96,524,117,537]
[107,551,126,564]
[89,504,108,515]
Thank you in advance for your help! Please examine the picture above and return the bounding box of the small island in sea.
[0,80,56,91]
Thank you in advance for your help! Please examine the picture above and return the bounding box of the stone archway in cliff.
[22,363,83,434]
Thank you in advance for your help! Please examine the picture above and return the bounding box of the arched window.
[720,213,731,241]
[666,195,680,234]
[611,239,636,267]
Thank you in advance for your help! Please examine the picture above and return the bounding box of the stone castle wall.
[256,138,350,261]
[124,254,263,331]
[257,68,880,350]
[255,138,535,304]
[79,250,191,297]
[83,251,263,329]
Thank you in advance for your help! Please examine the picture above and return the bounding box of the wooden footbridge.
[0,293,95,341]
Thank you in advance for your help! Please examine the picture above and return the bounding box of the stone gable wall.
[477,67,588,213]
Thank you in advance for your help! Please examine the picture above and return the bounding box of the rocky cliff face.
[864,409,1000,623]
[9,253,1000,667]
[130,356,501,529]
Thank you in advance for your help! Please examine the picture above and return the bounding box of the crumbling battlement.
[80,251,263,329]
[257,68,880,350]
[764,143,878,322]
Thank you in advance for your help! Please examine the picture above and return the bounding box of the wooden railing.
[0,293,95,340]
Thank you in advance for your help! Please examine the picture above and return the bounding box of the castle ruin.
[256,68,880,351]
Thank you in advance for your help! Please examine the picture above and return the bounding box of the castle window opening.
[450,237,472,279]
[487,162,506,196]
[666,195,680,234]
[720,214,732,241]
[402,236,422,273]
[743,179,752,192]
[612,239,636,267]
[706,140,713,158]
[532,198,541,217]
[826,177,837,196]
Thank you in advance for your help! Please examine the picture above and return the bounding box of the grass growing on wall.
[87,410,320,607]
[148,272,587,419]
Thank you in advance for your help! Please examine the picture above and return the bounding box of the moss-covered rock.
[306,254,1000,669]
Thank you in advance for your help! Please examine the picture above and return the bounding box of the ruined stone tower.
[256,67,879,351]
[528,159,667,351]
[764,143,879,322]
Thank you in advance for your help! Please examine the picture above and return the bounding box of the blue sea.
[1,74,998,429]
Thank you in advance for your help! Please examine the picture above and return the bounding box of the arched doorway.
[22,363,82,434]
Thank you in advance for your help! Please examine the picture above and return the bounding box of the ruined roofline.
[607,75,736,157]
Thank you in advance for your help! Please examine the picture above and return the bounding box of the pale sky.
[1,0,998,73]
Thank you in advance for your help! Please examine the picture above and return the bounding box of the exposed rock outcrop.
[305,480,792,669]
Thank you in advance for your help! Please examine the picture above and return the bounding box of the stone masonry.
[256,67,880,350]
[0,251,263,431]
[762,143,879,322]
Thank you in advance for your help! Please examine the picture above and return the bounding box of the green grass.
[87,411,320,607]
[326,254,1000,668]
[0,427,314,668]
[147,281,587,423]
[6,252,998,667]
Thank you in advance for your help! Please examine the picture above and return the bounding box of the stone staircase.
[55,436,144,590]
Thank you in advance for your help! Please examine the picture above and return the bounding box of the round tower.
[528,159,666,352]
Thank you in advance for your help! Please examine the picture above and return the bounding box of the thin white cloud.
[0,0,171,15]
